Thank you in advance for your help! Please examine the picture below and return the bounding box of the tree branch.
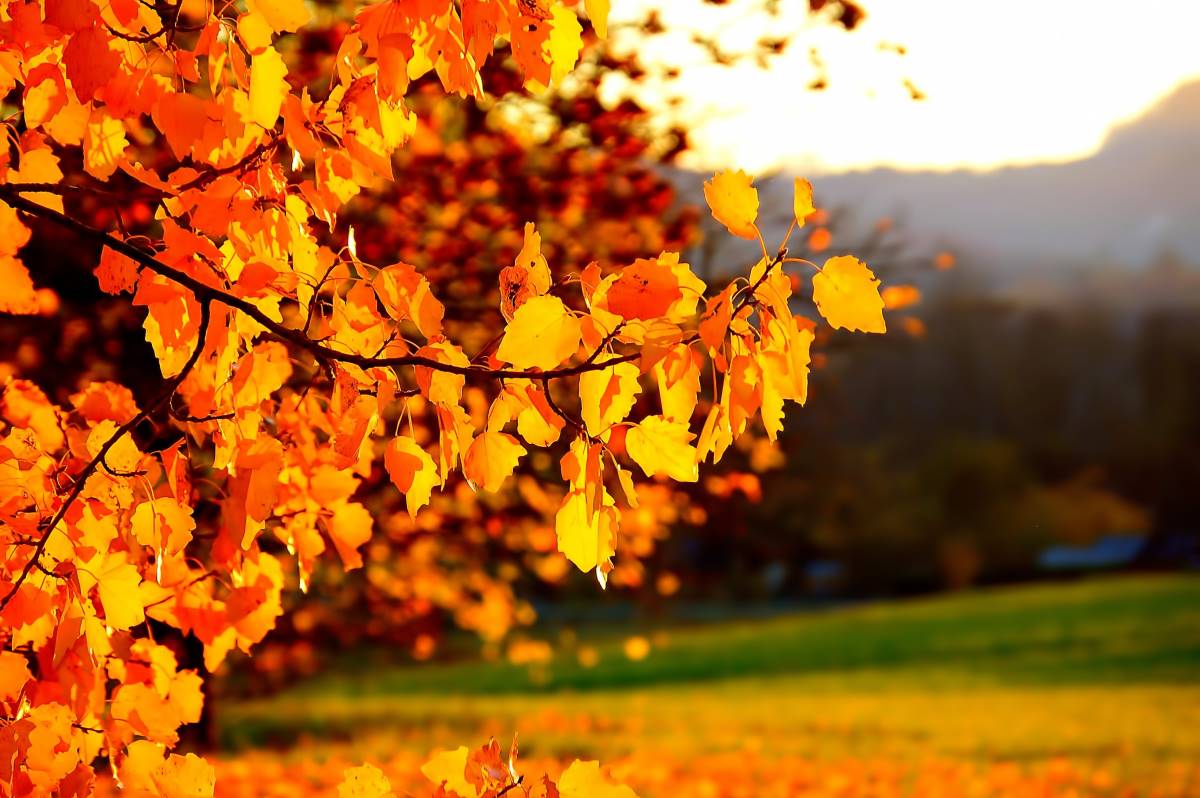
[0,299,214,612]
[0,186,641,381]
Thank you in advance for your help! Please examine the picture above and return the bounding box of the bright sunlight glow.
[608,0,1200,174]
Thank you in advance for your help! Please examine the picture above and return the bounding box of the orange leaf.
[499,222,552,320]
[0,651,32,703]
[327,501,373,570]
[0,256,39,315]
[95,245,140,295]
[605,258,681,321]
[463,431,526,493]
[384,436,438,517]
[82,111,128,179]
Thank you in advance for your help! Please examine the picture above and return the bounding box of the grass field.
[216,575,1200,796]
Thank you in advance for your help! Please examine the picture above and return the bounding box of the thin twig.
[0,300,214,612]
[0,186,642,382]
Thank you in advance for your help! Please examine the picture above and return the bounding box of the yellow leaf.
[8,144,64,212]
[555,490,617,572]
[338,763,395,798]
[702,169,758,240]
[152,753,216,798]
[748,256,792,323]
[237,11,273,53]
[231,341,293,408]
[764,319,813,406]
[558,760,639,798]
[812,255,887,333]
[793,177,815,226]
[384,436,438,517]
[514,385,565,446]
[654,345,700,423]
[625,416,698,482]
[421,747,473,798]
[82,111,128,180]
[497,294,581,371]
[97,553,145,630]
[87,419,142,473]
[131,498,195,557]
[585,0,609,38]
[414,342,469,405]
[248,0,311,33]
[463,431,526,492]
[614,465,639,508]
[548,5,583,86]
[697,404,732,465]
[579,360,640,437]
[120,740,168,794]
[249,46,288,129]
[434,403,474,483]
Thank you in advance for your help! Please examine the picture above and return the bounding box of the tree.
[0,0,891,794]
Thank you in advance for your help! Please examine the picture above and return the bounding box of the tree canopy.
[0,0,890,794]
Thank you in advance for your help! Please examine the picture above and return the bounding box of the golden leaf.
[463,431,526,492]
[812,255,887,333]
[384,436,438,517]
[625,416,698,482]
[497,295,581,371]
[703,170,759,240]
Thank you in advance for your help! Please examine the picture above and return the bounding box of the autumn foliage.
[0,0,892,795]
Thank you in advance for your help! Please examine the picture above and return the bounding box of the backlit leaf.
[421,747,473,798]
[497,295,581,371]
[384,436,438,517]
[703,170,759,240]
[249,47,288,129]
[812,255,887,333]
[558,759,639,798]
[463,431,526,492]
[338,763,395,798]
[579,361,640,437]
[793,177,816,226]
[625,416,698,482]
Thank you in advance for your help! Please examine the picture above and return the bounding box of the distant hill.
[792,80,1200,267]
[673,81,1200,282]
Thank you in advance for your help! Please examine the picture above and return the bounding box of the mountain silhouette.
[777,80,1200,267]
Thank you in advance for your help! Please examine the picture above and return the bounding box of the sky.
[605,0,1200,175]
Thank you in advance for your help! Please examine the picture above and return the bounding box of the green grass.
[221,574,1200,756]
[291,574,1200,695]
